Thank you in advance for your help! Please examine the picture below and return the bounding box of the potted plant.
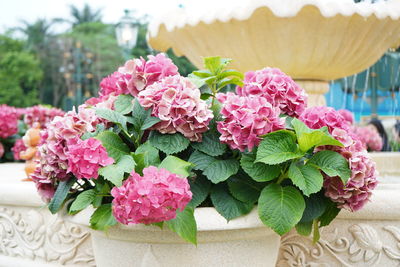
[31,54,378,267]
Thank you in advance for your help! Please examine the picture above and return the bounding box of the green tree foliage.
[0,35,42,106]
[68,4,103,28]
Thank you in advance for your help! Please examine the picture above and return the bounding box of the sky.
[0,0,184,33]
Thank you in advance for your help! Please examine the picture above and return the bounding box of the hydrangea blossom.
[99,71,130,97]
[217,92,284,152]
[299,106,349,133]
[0,104,19,138]
[30,170,56,202]
[24,105,65,129]
[351,126,383,151]
[66,137,113,179]
[11,138,27,160]
[119,53,179,97]
[338,109,354,126]
[111,166,192,224]
[236,67,307,117]
[138,75,213,141]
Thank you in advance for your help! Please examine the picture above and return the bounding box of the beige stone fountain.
[148,0,400,266]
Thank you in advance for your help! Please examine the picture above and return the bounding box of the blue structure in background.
[326,52,400,122]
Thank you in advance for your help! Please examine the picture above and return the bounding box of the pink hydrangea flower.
[111,166,192,225]
[119,53,178,97]
[99,71,130,97]
[24,105,65,129]
[0,142,4,159]
[351,126,383,151]
[323,150,378,212]
[217,92,285,152]
[138,75,213,141]
[338,109,354,126]
[299,106,349,133]
[66,137,114,179]
[236,68,307,117]
[30,170,56,202]
[0,104,19,138]
[12,139,27,160]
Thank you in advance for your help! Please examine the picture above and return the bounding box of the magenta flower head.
[338,109,354,126]
[0,104,19,139]
[119,53,179,97]
[31,170,56,202]
[111,166,192,225]
[217,92,285,152]
[138,75,213,141]
[236,67,307,117]
[66,137,114,179]
[351,126,383,152]
[299,106,349,133]
[11,138,27,160]
[24,105,65,129]
[99,71,130,97]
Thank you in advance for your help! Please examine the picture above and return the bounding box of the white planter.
[67,207,281,267]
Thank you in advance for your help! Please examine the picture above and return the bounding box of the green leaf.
[256,130,303,165]
[159,156,193,178]
[81,124,105,140]
[191,131,227,156]
[129,99,159,132]
[258,184,305,235]
[227,175,262,204]
[166,207,197,245]
[308,150,351,184]
[135,141,160,166]
[217,77,243,89]
[218,69,244,80]
[187,74,206,88]
[288,162,323,196]
[240,152,281,182]
[188,175,211,208]
[90,203,117,231]
[189,150,239,183]
[114,95,134,114]
[141,116,161,130]
[291,118,343,152]
[204,56,232,74]
[210,183,253,221]
[93,182,110,208]
[149,131,190,155]
[69,189,97,213]
[319,201,340,227]
[300,193,328,223]
[296,221,313,236]
[95,108,127,131]
[48,179,75,214]
[98,155,135,186]
[191,70,212,78]
[95,131,130,161]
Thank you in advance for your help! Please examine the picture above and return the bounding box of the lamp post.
[115,10,140,59]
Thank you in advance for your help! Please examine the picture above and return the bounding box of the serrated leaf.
[149,131,190,154]
[300,192,328,223]
[258,184,305,235]
[308,150,351,184]
[48,179,75,214]
[319,201,340,227]
[69,189,97,213]
[217,77,243,89]
[159,156,193,177]
[240,152,280,182]
[95,108,127,131]
[188,150,215,170]
[288,162,323,196]
[141,116,161,130]
[90,204,117,231]
[191,70,212,78]
[114,95,134,114]
[227,175,262,204]
[204,56,231,74]
[98,155,135,186]
[191,131,226,156]
[210,183,253,221]
[166,207,197,245]
[128,99,158,132]
[135,141,160,166]
[256,130,303,165]
[95,131,130,161]
[188,175,211,208]
[218,69,244,79]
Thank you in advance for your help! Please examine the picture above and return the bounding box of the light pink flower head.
[236,67,307,117]
[99,71,130,97]
[323,150,378,212]
[24,105,65,129]
[299,106,349,134]
[66,137,114,179]
[111,166,192,225]
[351,125,383,152]
[119,53,178,97]
[138,75,213,141]
[31,170,56,202]
[0,104,19,138]
[11,139,27,160]
[217,92,285,152]
[338,109,354,126]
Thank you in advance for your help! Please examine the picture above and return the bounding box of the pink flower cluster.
[236,68,307,117]
[11,139,27,160]
[216,92,284,152]
[66,137,114,179]
[351,126,383,152]
[0,104,19,139]
[138,75,213,141]
[338,109,354,126]
[299,106,350,133]
[24,105,65,129]
[111,166,192,224]
[99,71,130,97]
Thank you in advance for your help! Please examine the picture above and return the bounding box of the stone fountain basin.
[148,0,400,80]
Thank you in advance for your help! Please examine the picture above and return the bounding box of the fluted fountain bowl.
[148,0,400,106]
